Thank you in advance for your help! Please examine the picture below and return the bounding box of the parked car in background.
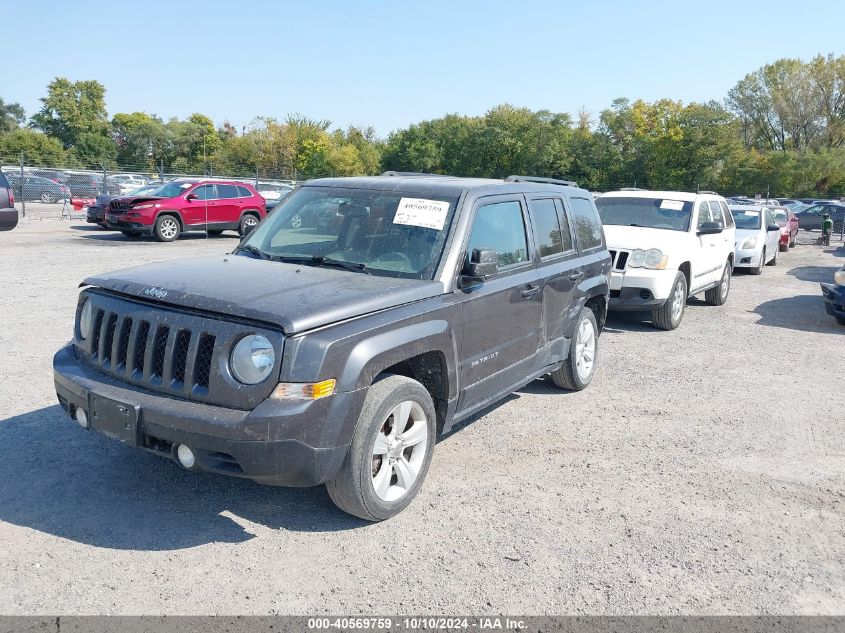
[595,190,735,330]
[254,181,293,201]
[109,174,149,195]
[774,198,801,207]
[7,173,71,203]
[29,168,68,184]
[730,205,781,274]
[53,173,611,520]
[770,206,799,250]
[795,202,845,232]
[66,173,120,197]
[820,263,845,325]
[0,170,18,231]
[105,179,266,241]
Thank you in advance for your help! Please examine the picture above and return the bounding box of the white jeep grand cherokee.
[595,190,736,330]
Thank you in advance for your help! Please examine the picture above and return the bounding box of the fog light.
[74,407,89,429]
[176,444,195,469]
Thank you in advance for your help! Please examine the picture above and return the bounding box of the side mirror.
[697,221,723,235]
[186,193,198,201]
[767,224,780,232]
[460,248,498,286]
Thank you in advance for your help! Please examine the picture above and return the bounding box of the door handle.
[521,284,541,299]
[569,271,584,282]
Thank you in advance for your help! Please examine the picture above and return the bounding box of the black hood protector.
[83,255,444,333]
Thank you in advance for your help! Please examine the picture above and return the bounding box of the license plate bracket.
[88,394,141,446]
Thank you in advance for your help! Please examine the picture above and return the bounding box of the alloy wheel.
[574,316,596,382]
[160,218,178,240]
[720,264,730,301]
[370,400,429,502]
[671,279,685,322]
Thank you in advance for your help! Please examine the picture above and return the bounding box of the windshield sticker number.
[393,198,450,230]
[659,200,685,211]
[744,210,760,216]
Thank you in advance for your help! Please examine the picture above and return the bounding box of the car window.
[216,184,239,199]
[569,197,603,250]
[466,200,529,269]
[708,201,726,227]
[237,186,253,197]
[192,185,216,200]
[529,198,565,258]
[804,204,823,214]
[719,201,734,227]
[554,199,573,252]
[697,201,712,227]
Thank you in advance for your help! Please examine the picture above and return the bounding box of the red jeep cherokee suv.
[105,179,266,242]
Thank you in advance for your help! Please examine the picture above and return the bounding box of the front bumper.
[105,213,154,234]
[820,283,845,321]
[733,246,763,268]
[53,343,353,486]
[608,268,675,311]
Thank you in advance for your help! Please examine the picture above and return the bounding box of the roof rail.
[698,190,718,195]
[380,171,448,177]
[620,187,646,191]
[505,175,578,187]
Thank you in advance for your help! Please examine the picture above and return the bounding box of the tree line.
[2,54,844,196]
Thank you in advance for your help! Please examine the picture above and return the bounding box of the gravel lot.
[0,206,843,615]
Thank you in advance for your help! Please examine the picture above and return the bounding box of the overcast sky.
[6,0,845,136]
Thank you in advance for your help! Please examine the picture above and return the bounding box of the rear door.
[526,196,581,345]
[457,195,543,413]
[214,184,241,224]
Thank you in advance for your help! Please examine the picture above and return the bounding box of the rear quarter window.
[0,172,8,188]
[569,196,604,251]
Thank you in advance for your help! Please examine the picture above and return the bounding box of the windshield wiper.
[236,244,270,260]
[311,256,371,275]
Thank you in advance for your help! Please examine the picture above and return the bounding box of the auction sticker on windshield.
[393,198,450,230]
[660,199,685,211]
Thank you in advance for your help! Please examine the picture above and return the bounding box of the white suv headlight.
[741,237,758,249]
[230,335,275,384]
[628,248,667,270]
[835,268,845,285]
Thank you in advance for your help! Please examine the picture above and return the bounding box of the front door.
[457,196,543,413]
[693,201,722,289]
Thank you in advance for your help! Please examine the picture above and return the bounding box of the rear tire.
[154,215,181,242]
[239,214,259,237]
[550,308,598,391]
[705,259,731,306]
[326,374,436,521]
[779,242,788,252]
[652,272,687,330]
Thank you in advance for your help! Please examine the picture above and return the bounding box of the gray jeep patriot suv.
[53,173,611,520]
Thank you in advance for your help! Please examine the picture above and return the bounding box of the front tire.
[750,248,765,275]
[239,214,259,237]
[154,215,181,242]
[767,245,778,266]
[705,259,731,306]
[40,191,56,204]
[652,272,687,330]
[550,307,598,391]
[326,374,436,521]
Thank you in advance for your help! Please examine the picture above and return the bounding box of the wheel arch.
[154,209,184,228]
[678,261,692,289]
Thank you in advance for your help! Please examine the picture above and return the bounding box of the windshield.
[144,181,194,198]
[771,209,788,222]
[731,209,762,229]
[240,186,460,279]
[595,196,692,231]
[126,183,161,196]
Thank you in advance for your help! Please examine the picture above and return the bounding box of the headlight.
[835,269,845,285]
[628,248,667,270]
[741,237,758,249]
[230,334,275,384]
[132,203,159,210]
[78,298,93,340]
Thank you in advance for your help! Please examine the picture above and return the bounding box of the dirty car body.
[54,174,610,518]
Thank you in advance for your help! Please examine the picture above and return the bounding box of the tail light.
[8,188,14,206]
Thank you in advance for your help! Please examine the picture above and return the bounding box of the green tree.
[111,112,170,169]
[0,128,67,165]
[30,78,110,148]
[0,98,25,134]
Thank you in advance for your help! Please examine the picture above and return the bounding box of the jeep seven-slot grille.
[85,306,218,398]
